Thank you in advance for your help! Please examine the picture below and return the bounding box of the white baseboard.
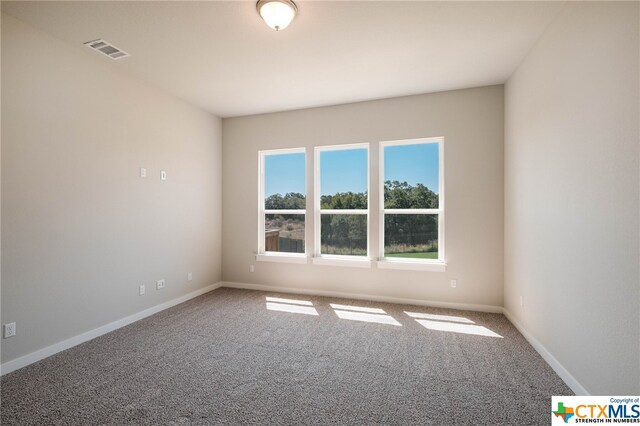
[220,281,504,313]
[0,282,223,376]
[502,308,589,395]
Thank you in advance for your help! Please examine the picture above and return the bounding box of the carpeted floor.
[1,287,572,425]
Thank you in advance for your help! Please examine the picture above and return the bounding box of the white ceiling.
[2,1,564,118]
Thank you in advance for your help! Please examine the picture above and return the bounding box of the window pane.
[265,214,305,253]
[384,143,439,209]
[320,148,367,209]
[265,153,305,209]
[320,214,367,256]
[384,214,438,259]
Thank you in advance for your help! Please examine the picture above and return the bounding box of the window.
[314,144,369,264]
[258,148,306,261]
[379,138,444,267]
[258,139,444,271]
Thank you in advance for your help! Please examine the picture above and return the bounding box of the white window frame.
[378,137,446,272]
[313,143,371,268]
[257,147,307,263]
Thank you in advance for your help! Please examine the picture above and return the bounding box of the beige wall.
[1,14,222,363]
[222,86,504,308]
[505,2,639,393]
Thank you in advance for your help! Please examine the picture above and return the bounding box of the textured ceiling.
[1,1,564,117]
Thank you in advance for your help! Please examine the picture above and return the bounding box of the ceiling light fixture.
[256,0,297,31]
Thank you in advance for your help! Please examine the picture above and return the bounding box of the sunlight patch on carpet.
[266,296,314,306]
[266,296,318,316]
[333,309,402,326]
[415,319,502,338]
[404,311,475,324]
[329,303,386,314]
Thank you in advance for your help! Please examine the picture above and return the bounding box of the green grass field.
[385,252,438,259]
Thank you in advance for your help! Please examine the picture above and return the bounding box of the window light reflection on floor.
[266,296,313,306]
[332,304,402,326]
[329,303,386,314]
[404,311,475,324]
[333,309,402,326]
[415,319,503,338]
[265,296,318,316]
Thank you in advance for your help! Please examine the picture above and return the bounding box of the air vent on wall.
[83,39,130,60]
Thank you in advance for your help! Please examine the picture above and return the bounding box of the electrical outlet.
[160,170,167,181]
[250,265,255,273]
[139,284,145,296]
[4,322,16,339]
[156,279,166,290]
[187,272,193,281]
[140,167,146,178]
[520,295,524,307]
[451,279,457,288]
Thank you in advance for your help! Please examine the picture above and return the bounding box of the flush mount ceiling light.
[256,0,297,31]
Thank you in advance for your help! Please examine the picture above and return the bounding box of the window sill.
[312,256,372,268]
[377,259,447,272]
[254,254,445,271]
[255,253,308,264]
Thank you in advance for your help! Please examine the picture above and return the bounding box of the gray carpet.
[1,287,572,425]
